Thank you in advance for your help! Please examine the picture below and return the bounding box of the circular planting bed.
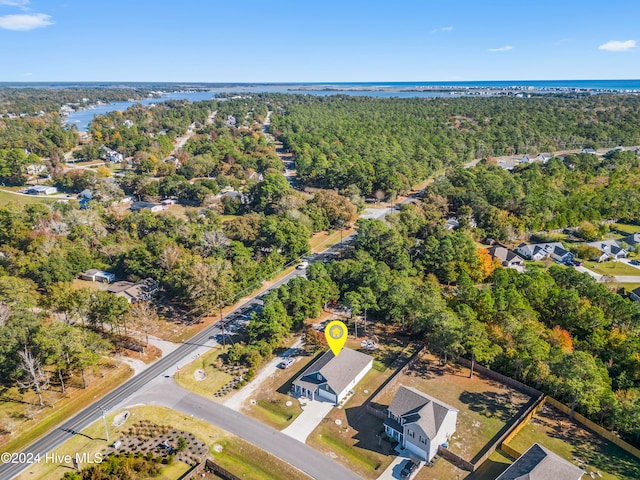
[194,369,207,381]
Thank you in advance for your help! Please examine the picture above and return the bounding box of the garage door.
[405,441,427,461]
[318,388,337,403]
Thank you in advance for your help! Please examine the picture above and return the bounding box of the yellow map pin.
[325,320,348,356]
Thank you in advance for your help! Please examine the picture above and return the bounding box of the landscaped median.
[14,405,312,480]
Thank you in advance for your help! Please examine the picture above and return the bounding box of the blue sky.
[0,0,638,82]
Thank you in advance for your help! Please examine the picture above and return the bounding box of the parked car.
[629,260,640,266]
[572,260,583,267]
[296,260,309,270]
[400,459,418,479]
[277,358,295,369]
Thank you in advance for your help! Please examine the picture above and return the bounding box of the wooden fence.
[456,357,543,398]
[544,397,640,460]
[437,445,474,471]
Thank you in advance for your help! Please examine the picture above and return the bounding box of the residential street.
[124,381,361,480]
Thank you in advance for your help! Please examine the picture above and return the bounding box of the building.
[496,443,584,480]
[26,185,57,195]
[292,348,373,404]
[586,240,628,262]
[383,386,458,462]
[630,287,640,304]
[516,242,574,264]
[536,153,552,163]
[621,232,640,246]
[445,218,459,230]
[487,245,525,269]
[130,201,165,213]
[80,269,116,283]
[104,148,124,163]
[580,148,597,155]
[107,279,159,303]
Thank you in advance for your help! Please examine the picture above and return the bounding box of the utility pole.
[219,304,225,349]
[99,406,109,443]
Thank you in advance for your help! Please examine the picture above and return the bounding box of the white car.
[296,260,309,270]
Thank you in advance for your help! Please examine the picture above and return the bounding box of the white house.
[586,240,628,262]
[26,185,57,195]
[536,153,552,163]
[292,348,372,404]
[80,269,115,283]
[516,242,574,264]
[581,148,597,155]
[130,201,165,213]
[496,443,584,480]
[384,386,458,462]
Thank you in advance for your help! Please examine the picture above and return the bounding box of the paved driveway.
[377,447,422,480]
[124,382,360,480]
[281,398,335,442]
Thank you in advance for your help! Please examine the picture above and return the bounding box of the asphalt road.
[127,382,361,480]
[0,235,359,480]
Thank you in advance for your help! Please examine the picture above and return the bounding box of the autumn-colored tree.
[477,248,497,280]
[549,325,573,353]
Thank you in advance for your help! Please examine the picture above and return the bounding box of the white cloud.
[488,45,513,52]
[0,0,30,10]
[598,40,636,52]
[432,26,453,33]
[0,13,53,30]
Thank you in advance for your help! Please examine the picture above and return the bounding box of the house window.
[408,431,414,438]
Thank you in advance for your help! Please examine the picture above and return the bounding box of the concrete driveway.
[377,447,422,480]
[281,398,335,442]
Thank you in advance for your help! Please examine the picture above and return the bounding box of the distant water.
[59,80,640,132]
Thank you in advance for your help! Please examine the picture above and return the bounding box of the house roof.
[496,443,584,480]
[488,246,523,264]
[518,242,568,259]
[83,269,114,277]
[587,240,626,255]
[292,348,372,396]
[621,233,640,246]
[388,386,458,440]
[107,279,156,302]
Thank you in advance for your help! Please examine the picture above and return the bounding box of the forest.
[269,94,640,196]
[425,149,640,240]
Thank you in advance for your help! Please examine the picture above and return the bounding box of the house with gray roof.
[292,348,372,404]
[496,443,584,480]
[384,386,458,462]
[488,245,525,269]
[630,286,640,304]
[621,232,640,246]
[516,242,574,265]
[107,278,159,303]
[586,240,628,262]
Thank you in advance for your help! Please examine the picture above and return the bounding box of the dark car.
[630,260,640,266]
[400,459,418,479]
[572,260,582,267]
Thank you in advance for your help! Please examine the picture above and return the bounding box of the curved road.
[0,237,357,480]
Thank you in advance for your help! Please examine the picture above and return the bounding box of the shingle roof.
[488,246,523,265]
[496,443,584,480]
[292,348,372,396]
[388,386,458,440]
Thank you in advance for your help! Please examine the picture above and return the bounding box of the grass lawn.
[374,351,532,463]
[1,360,133,457]
[0,190,53,206]
[174,346,233,400]
[505,403,640,480]
[16,405,312,480]
[159,461,191,479]
[240,351,315,429]
[305,324,416,480]
[623,283,640,293]
[583,260,640,277]
[309,227,355,253]
[612,223,640,234]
